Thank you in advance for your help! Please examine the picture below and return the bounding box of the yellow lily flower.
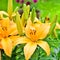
[0,17,18,56]
[14,19,50,60]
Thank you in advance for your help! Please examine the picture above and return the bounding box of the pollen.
[30,28,36,35]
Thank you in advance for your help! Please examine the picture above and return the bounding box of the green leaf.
[57,51,60,59]
[46,35,60,48]
[55,29,60,39]
[30,47,40,60]
[14,7,19,13]
[13,7,19,22]
[1,50,11,60]
[49,15,57,35]
[11,44,25,60]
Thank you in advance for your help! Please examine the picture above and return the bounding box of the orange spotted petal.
[37,40,50,56]
[1,38,12,57]
[24,42,37,60]
[25,19,41,41]
[25,19,50,41]
[1,17,10,29]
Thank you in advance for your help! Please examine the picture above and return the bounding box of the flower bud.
[16,0,19,3]
[19,0,24,4]
[26,1,31,5]
[32,0,38,3]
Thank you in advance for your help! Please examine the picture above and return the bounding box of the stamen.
[2,27,7,31]
[30,28,36,35]
[8,35,11,37]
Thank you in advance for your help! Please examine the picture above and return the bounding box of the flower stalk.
[0,50,1,60]
[49,15,57,35]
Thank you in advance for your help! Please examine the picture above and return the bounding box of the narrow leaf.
[14,7,19,13]
[55,29,60,39]
[49,15,57,35]
[30,47,40,60]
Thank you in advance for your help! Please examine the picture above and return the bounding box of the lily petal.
[0,27,3,38]
[9,36,20,41]
[55,23,60,29]
[0,11,9,16]
[1,17,10,29]
[9,36,20,46]
[1,38,12,57]
[37,40,50,56]
[12,12,16,17]
[13,36,31,46]
[0,42,2,49]
[35,23,50,39]
[8,21,18,35]
[24,42,37,60]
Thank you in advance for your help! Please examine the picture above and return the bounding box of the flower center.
[0,26,8,38]
[27,27,38,42]
[30,29,36,35]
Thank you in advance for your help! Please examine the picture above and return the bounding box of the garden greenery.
[0,0,60,60]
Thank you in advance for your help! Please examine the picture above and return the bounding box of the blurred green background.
[0,0,60,22]
[0,0,20,11]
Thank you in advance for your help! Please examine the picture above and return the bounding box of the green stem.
[8,0,13,19]
[49,15,57,35]
[0,50,1,60]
